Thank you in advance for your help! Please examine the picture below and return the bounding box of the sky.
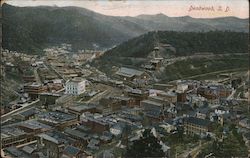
[3,0,249,18]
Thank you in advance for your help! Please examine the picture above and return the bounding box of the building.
[158,91,177,103]
[64,128,88,147]
[177,92,187,103]
[140,99,169,122]
[183,117,212,136]
[153,83,175,91]
[113,96,137,107]
[97,97,122,115]
[4,146,30,158]
[37,111,78,130]
[23,75,36,83]
[197,85,232,100]
[149,58,163,70]
[13,108,37,121]
[62,145,86,158]
[1,127,29,148]
[23,83,47,99]
[67,104,97,120]
[65,78,86,95]
[116,67,146,81]
[55,94,75,107]
[177,84,189,93]
[81,113,109,133]
[126,88,149,105]
[39,93,61,109]
[37,131,76,158]
[18,120,52,134]
[1,120,52,148]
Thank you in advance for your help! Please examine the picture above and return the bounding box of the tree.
[126,129,165,158]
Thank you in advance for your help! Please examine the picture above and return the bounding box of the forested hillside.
[2,4,248,54]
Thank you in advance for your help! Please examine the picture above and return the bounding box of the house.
[183,117,212,136]
[65,78,86,95]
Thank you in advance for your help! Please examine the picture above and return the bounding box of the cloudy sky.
[3,0,249,18]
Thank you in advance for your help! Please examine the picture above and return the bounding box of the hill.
[125,14,249,32]
[2,4,147,54]
[93,31,249,78]
[2,4,249,54]
[99,31,248,58]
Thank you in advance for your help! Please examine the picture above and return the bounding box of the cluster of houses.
[2,46,250,157]
[3,71,249,157]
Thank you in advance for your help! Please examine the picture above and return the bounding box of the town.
[1,43,249,157]
[1,1,250,157]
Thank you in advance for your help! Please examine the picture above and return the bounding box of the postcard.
[1,1,249,158]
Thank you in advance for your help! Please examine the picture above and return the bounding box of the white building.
[65,78,86,95]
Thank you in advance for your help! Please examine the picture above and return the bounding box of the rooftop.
[17,108,37,117]
[184,117,211,127]
[1,127,27,138]
[38,111,77,124]
[63,145,81,157]
[67,77,86,83]
[116,67,144,78]
[141,99,163,107]
[64,128,88,140]
[38,131,76,145]
[68,104,96,112]
[18,120,52,130]
[4,146,29,158]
